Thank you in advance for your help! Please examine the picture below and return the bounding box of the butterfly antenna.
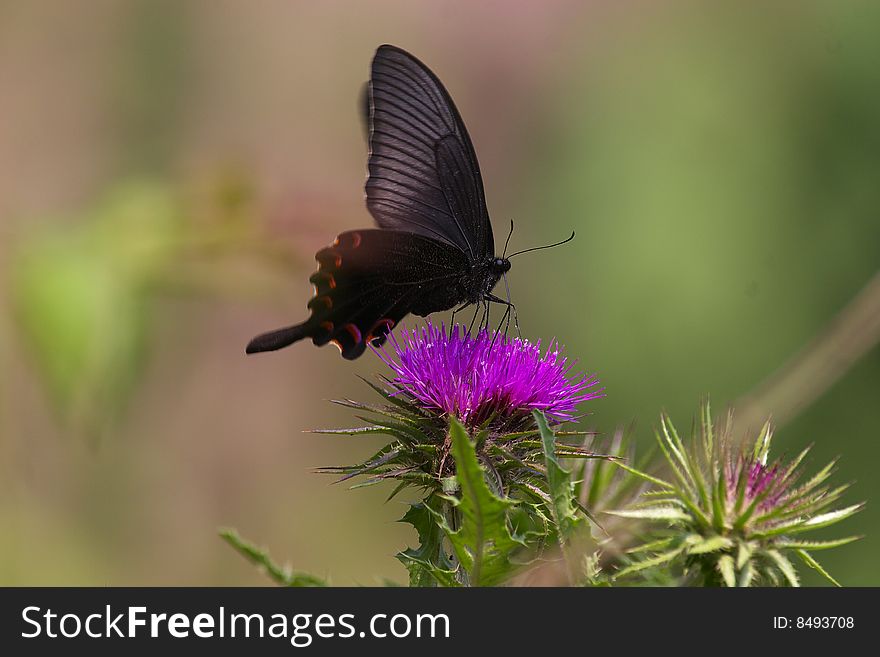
[502,219,515,258]
[507,230,575,258]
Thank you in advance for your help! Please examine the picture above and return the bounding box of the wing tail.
[245,322,312,354]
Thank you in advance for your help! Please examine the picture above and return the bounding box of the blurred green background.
[1,0,877,585]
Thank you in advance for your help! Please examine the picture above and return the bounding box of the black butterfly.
[247,45,554,359]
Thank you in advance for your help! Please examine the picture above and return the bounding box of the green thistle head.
[609,401,863,587]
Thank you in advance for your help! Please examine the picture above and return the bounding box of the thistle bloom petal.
[376,322,603,426]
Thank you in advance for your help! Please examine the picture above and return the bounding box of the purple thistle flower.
[375,322,603,427]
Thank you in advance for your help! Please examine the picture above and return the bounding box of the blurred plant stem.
[735,269,880,432]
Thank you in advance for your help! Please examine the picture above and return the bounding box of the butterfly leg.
[488,304,511,352]
[480,299,491,332]
[451,301,471,330]
[466,303,481,335]
[484,293,518,338]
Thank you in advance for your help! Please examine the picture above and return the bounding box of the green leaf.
[798,503,864,531]
[701,399,714,463]
[614,544,685,579]
[440,418,526,586]
[687,535,733,555]
[776,536,862,551]
[717,554,736,587]
[791,459,838,498]
[757,502,864,539]
[533,411,585,540]
[307,426,389,436]
[625,537,675,554]
[752,420,773,464]
[358,376,426,414]
[354,415,425,445]
[609,462,675,490]
[396,501,458,587]
[219,528,326,587]
[605,506,690,521]
[765,549,800,587]
[795,550,840,587]
[736,541,754,569]
[711,456,727,533]
[737,560,755,587]
[656,415,695,494]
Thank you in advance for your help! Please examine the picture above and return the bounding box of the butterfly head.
[491,257,512,274]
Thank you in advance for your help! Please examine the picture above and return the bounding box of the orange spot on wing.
[310,271,336,289]
[367,318,395,343]
[319,250,342,269]
[350,232,362,249]
[343,323,362,344]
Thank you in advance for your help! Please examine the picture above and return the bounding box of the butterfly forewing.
[366,45,494,261]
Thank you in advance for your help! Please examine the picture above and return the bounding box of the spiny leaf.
[656,415,695,494]
[610,462,675,490]
[219,528,326,587]
[711,458,727,533]
[625,537,675,555]
[604,506,690,521]
[717,554,736,587]
[765,549,799,587]
[358,376,426,413]
[386,480,409,502]
[775,536,862,551]
[396,501,458,587]
[701,398,714,463]
[795,549,840,587]
[737,560,755,587]
[307,426,388,436]
[355,415,426,445]
[791,458,838,497]
[752,420,773,464]
[441,418,526,586]
[614,544,685,579]
[736,541,753,569]
[534,411,585,540]
[686,535,733,555]
[791,503,864,533]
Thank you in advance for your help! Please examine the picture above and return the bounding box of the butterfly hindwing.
[366,45,493,261]
[305,229,468,359]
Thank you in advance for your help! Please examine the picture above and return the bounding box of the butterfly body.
[247,45,510,359]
